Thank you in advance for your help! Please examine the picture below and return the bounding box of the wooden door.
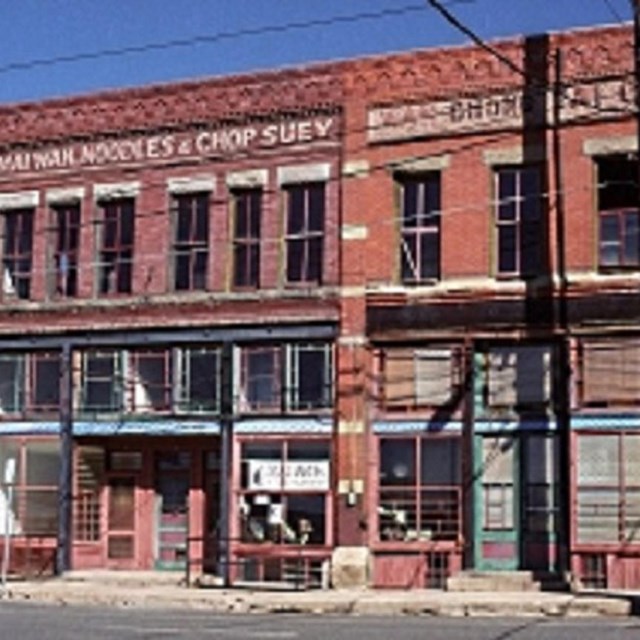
[106,475,137,568]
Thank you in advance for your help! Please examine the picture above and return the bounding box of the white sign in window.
[247,460,330,491]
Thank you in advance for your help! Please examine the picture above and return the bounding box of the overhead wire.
[0,1,472,78]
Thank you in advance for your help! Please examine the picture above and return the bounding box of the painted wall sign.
[367,77,634,143]
[247,459,330,491]
[0,115,337,181]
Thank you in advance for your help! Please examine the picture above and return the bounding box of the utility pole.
[56,342,73,575]
[633,1,640,205]
[217,341,234,587]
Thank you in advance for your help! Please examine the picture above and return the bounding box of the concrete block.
[330,546,370,589]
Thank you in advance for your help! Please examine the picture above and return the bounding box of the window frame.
[397,172,441,284]
[237,343,333,415]
[494,165,543,279]
[80,349,123,416]
[284,182,325,286]
[237,437,332,548]
[96,197,135,296]
[596,154,640,271]
[171,191,210,292]
[49,202,81,298]
[174,346,221,415]
[377,434,462,545]
[1,208,34,300]
[232,188,262,289]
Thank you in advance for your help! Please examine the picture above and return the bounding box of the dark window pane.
[235,194,248,238]
[521,219,541,276]
[185,349,219,411]
[521,168,540,200]
[420,232,439,280]
[498,201,516,221]
[600,243,621,267]
[601,214,620,242]
[624,212,640,265]
[598,156,638,210]
[287,187,305,235]
[295,348,327,408]
[307,237,323,283]
[425,176,440,219]
[195,195,209,240]
[176,206,192,243]
[308,184,325,232]
[287,239,304,282]
[246,349,279,408]
[421,439,461,485]
[401,233,418,282]
[402,181,419,228]
[498,225,517,273]
[498,170,516,201]
[249,191,262,237]
[33,356,60,409]
[380,439,416,486]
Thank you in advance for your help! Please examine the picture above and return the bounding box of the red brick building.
[340,23,640,589]
[1,22,640,590]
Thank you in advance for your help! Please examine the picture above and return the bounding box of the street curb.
[1,585,634,617]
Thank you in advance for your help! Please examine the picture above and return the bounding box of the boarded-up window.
[487,345,551,408]
[384,347,459,408]
[582,339,640,405]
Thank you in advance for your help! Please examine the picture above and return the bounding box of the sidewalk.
[1,571,637,617]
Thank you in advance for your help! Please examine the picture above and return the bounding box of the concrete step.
[446,571,540,592]
[61,569,185,588]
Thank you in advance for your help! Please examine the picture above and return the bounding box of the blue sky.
[0,0,633,105]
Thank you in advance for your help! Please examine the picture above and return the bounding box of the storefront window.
[0,439,59,537]
[576,433,640,545]
[238,440,330,546]
[378,436,461,543]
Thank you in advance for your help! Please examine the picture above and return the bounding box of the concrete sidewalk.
[1,571,637,617]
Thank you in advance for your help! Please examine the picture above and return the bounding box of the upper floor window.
[78,346,221,417]
[81,350,122,414]
[175,346,220,414]
[2,208,33,300]
[580,338,640,407]
[285,183,324,285]
[597,155,639,269]
[127,349,172,413]
[494,166,542,278]
[398,172,440,284]
[50,203,80,298]
[172,192,209,291]
[97,198,134,295]
[232,188,261,289]
[382,346,462,411]
[238,343,333,413]
[0,351,60,417]
[482,344,551,413]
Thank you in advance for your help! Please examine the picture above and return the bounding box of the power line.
[602,0,627,23]
[425,0,524,76]
[0,1,470,78]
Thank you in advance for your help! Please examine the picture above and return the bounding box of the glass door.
[474,435,519,571]
[155,452,190,570]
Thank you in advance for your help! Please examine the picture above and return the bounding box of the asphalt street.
[0,602,639,640]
